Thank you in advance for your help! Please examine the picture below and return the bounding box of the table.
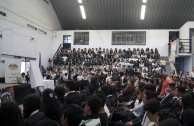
[43,80,54,90]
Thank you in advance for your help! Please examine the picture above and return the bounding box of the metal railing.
[52,44,62,60]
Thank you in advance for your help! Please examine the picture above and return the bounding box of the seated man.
[80,95,102,126]
[17,72,27,84]
[61,104,83,126]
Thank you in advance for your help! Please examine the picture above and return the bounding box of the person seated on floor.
[17,72,27,84]
[23,94,45,126]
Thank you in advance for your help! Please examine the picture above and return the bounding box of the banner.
[0,87,14,104]
[5,59,21,83]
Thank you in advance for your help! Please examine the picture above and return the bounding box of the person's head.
[165,83,175,94]
[93,91,106,107]
[84,95,101,116]
[61,104,83,126]
[23,94,41,118]
[100,85,110,97]
[174,85,186,97]
[158,109,177,122]
[64,81,76,92]
[143,90,157,104]
[21,72,25,77]
[144,98,161,122]
[42,89,62,122]
[54,86,65,101]
[0,101,25,126]
[181,93,194,109]
[158,118,181,126]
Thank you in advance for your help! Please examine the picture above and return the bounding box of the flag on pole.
[39,52,42,72]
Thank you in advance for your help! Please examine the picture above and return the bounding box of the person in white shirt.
[17,72,27,84]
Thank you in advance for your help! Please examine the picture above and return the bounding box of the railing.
[177,39,192,54]
[52,44,62,60]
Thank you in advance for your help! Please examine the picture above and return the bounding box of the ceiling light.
[142,0,147,3]
[80,5,86,19]
[140,5,146,20]
[78,0,82,4]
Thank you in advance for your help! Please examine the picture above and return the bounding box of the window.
[74,32,89,45]
[112,31,146,45]
[63,35,71,43]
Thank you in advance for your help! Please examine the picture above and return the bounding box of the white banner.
[5,59,21,83]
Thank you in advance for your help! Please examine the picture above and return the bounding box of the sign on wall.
[5,59,21,83]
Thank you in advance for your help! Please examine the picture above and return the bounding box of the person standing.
[160,58,166,72]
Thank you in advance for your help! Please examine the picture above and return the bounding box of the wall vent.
[27,24,37,31]
[0,11,6,17]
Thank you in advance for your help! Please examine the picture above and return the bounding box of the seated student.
[80,96,102,126]
[54,86,66,108]
[0,101,25,126]
[64,80,81,105]
[142,98,161,126]
[61,104,83,126]
[169,85,186,118]
[23,94,45,126]
[93,92,109,126]
[158,118,181,126]
[160,83,175,109]
[38,89,62,126]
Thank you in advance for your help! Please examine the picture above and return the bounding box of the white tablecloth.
[43,80,54,90]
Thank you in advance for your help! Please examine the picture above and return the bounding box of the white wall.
[0,0,62,78]
[180,21,194,39]
[53,30,178,57]
[184,56,192,75]
[0,0,61,31]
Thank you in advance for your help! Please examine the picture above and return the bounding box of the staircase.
[161,56,172,75]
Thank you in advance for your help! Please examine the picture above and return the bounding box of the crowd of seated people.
[43,47,163,84]
[1,47,194,126]
[1,72,194,126]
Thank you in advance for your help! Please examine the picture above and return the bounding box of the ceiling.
[50,0,194,30]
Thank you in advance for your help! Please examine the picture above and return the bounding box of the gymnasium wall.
[0,0,61,77]
[53,29,179,57]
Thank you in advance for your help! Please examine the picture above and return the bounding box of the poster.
[0,87,14,104]
[5,59,21,83]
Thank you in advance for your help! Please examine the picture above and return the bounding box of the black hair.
[65,80,76,91]
[93,91,106,107]
[40,88,62,122]
[144,98,161,114]
[175,85,186,94]
[158,118,181,126]
[167,83,175,90]
[54,86,65,102]
[63,104,83,126]
[144,90,157,100]
[100,85,110,97]
[181,93,194,109]
[158,109,177,122]
[144,84,156,92]
[86,96,101,116]
[0,101,25,126]
[23,94,41,118]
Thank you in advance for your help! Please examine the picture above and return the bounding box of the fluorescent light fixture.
[78,0,82,4]
[142,0,147,3]
[80,5,86,19]
[140,5,146,20]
